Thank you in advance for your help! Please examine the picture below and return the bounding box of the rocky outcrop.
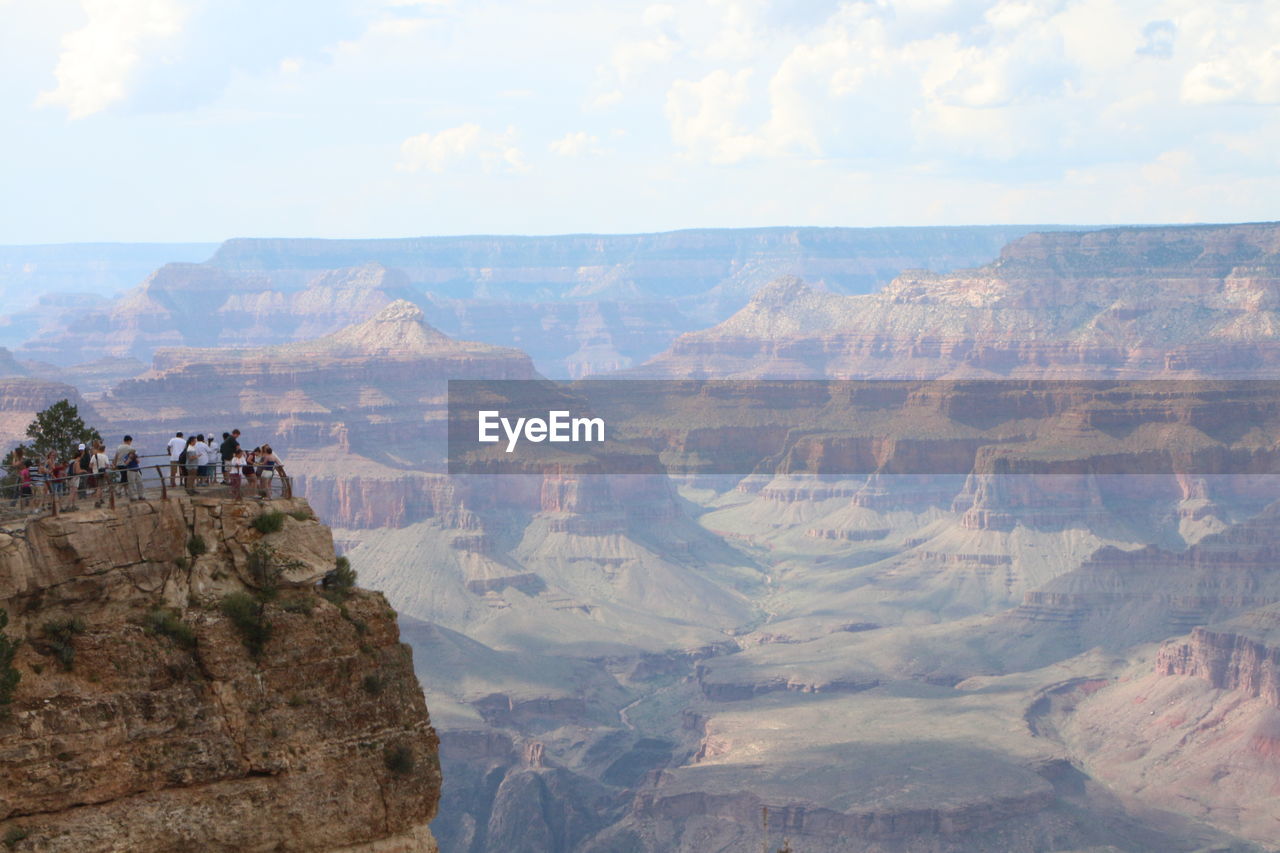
[0,496,441,852]
[1157,607,1280,707]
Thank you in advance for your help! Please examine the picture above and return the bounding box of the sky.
[2,0,1279,242]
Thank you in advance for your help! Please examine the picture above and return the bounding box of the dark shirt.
[219,437,239,460]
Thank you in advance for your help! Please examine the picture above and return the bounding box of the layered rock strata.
[638,223,1280,379]
[0,496,440,852]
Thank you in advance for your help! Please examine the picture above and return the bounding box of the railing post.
[159,465,168,501]
[108,472,116,510]
[47,481,58,517]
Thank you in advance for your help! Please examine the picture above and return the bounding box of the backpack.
[178,447,188,465]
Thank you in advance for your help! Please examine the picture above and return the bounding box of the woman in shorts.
[243,449,258,499]
[227,448,246,500]
[256,444,281,499]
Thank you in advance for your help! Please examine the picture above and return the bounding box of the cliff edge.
[0,496,440,852]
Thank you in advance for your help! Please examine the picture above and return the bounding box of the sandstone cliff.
[1158,606,1280,705]
[0,496,440,852]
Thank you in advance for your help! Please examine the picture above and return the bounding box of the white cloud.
[586,88,624,110]
[1183,49,1280,104]
[37,0,187,119]
[1176,3,1280,103]
[398,124,528,173]
[665,68,758,163]
[549,131,601,157]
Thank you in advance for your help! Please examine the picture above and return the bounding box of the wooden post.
[159,465,168,501]
[108,474,116,510]
[47,482,58,517]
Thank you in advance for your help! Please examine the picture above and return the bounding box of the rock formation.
[638,223,1280,379]
[9,226,1058,376]
[0,495,440,851]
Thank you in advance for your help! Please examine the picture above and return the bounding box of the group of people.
[4,430,286,512]
[6,440,123,510]
[165,430,284,500]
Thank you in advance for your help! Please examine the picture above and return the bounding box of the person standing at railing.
[228,447,246,499]
[90,440,111,507]
[16,463,33,509]
[219,431,239,484]
[166,432,185,486]
[182,435,200,495]
[78,443,93,500]
[113,435,144,502]
[194,435,212,487]
[67,443,91,509]
[30,458,48,512]
[45,451,67,505]
[243,448,258,497]
[257,444,282,500]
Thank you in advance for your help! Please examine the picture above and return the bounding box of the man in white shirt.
[166,432,185,486]
[194,435,211,485]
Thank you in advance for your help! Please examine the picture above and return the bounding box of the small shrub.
[287,693,306,708]
[221,592,271,658]
[0,610,20,712]
[186,535,207,558]
[384,744,414,776]
[362,673,385,695]
[174,557,190,571]
[279,595,314,616]
[252,511,286,535]
[2,826,29,849]
[321,556,358,602]
[40,618,85,672]
[245,542,305,601]
[287,510,312,522]
[334,602,369,635]
[143,608,197,650]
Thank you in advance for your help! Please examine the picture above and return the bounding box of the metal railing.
[0,463,293,523]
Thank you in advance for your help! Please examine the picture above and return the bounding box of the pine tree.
[21,399,101,461]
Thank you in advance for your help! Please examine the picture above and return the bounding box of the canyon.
[5,223,1280,849]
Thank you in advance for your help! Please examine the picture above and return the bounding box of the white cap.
[77,443,86,450]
